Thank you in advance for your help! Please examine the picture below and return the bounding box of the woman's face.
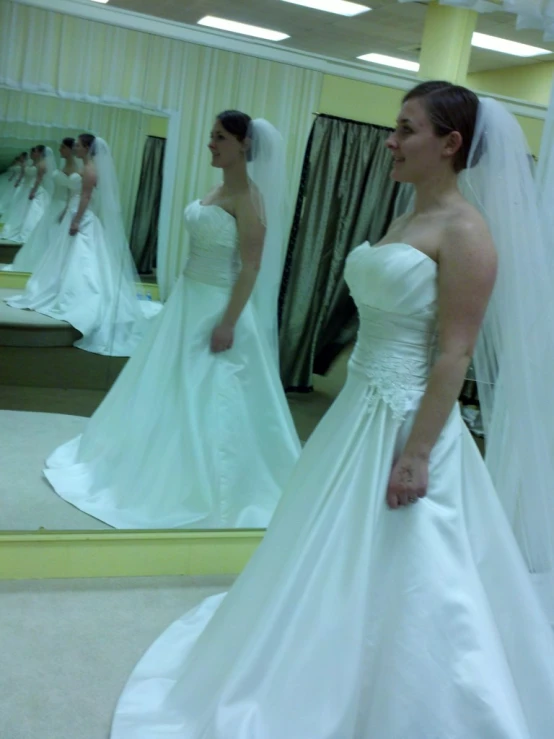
[208,119,245,169]
[74,138,88,160]
[59,143,72,158]
[386,97,460,184]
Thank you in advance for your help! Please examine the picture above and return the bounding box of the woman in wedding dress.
[111,82,554,738]
[0,152,27,219]
[3,138,79,273]
[5,134,160,356]
[1,148,47,242]
[44,112,301,529]
[14,145,54,243]
[0,158,19,207]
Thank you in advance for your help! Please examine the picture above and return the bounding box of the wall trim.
[0,271,160,299]
[0,530,263,579]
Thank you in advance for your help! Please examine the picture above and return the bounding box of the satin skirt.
[111,368,554,738]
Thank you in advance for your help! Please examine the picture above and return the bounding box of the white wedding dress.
[0,170,19,217]
[1,164,37,241]
[44,200,301,529]
[0,166,17,211]
[112,242,554,738]
[5,173,160,356]
[3,168,69,273]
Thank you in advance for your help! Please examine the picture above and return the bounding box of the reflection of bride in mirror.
[44,110,301,529]
[1,146,53,243]
[3,138,79,273]
[0,151,28,219]
[0,156,22,213]
[5,133,161,356]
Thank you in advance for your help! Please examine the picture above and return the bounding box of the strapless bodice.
[23,165,36,184]
[344,242,439,420]
[182,200,240,287]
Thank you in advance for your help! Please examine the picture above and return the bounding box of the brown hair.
[78,133,96,153]
[216,110,253,161]
[216,110,252,141]
[403,81,479,173]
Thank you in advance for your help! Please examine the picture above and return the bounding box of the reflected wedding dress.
[0,165,18,212]
[5,172,159,356]
[111,242,554,738]
[1,163,40,242]
[45,200,301,529]
[3,168,69,273]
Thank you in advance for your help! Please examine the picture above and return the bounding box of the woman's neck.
[413,170,460,214]
[222,162,249,195]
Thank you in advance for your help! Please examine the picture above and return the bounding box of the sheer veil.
[461,98,554,623]
[246,119,288,367]
[90,137,144,324]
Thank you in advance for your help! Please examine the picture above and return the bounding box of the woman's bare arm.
[387,213,497,508]
[210,193,265,353]
[29,161,46,200]
[69,168,96,235]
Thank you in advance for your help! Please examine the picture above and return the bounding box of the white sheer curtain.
[0,1,322,298]
[0,88,150,233]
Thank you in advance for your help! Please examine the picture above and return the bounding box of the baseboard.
[0,271,161,300]
[0,530,264,579]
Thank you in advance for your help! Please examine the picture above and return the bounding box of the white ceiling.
[107,0,554,73]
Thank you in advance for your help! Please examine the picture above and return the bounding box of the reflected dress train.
[44,201,301,529]
[5,172,159,356]
[111,242,554,738]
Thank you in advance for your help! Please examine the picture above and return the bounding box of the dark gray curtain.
[279,114,410,391]
[129,136,166,275]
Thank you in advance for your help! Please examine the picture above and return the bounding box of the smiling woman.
[43,111,301,531]
[111,81,554,739]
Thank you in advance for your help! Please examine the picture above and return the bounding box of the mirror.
[0,90,177,530]
[0,92,349,534]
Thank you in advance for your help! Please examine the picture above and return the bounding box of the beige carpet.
[0,348,351,531]
[0,575,234,739]
[1,409,108,531]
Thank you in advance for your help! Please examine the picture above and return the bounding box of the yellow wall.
[147,114,169,139]
[319,73,544,156]
[513,115,544,157]
[319,74,404,127]
[468,62,554,107]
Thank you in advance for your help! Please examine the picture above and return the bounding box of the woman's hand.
[386,453,429,509]
[69,218,80,236]
[28,192,35,200]
[210,323,234,353]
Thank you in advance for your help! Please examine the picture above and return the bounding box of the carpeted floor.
[0,348,351,531]
[0,574,234,739]
[1,410,108,530]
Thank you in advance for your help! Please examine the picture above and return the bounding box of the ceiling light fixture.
[281,0,370,16]
[472,32,550,57]
[358,53,419,72]
[89,0,110,4]
[197,16,289,42]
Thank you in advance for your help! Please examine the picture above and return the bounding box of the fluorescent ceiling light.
[197,16,289,42]
[90,0,109,3]
[472,32,550,57]
[280,0,370,16]
[358,53,419,72]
